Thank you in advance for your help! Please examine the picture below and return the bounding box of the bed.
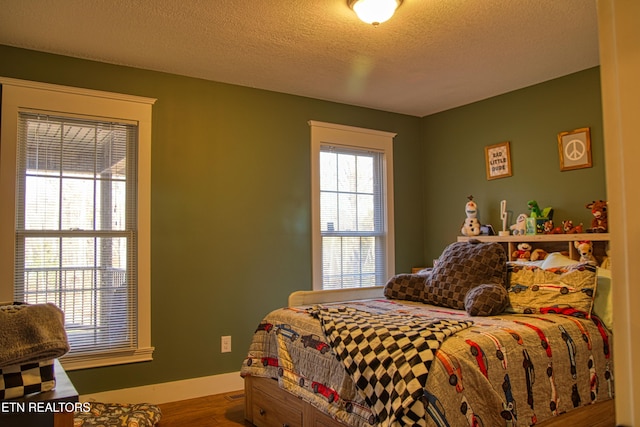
[241,241,615,427]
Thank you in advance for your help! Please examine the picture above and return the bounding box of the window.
[310,121,395,290]
[0,77,155,370]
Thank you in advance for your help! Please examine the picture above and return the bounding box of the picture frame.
[484,141,512,180]
[557,127,592,171]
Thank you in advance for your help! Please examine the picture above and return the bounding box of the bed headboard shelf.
[457,233,610,262]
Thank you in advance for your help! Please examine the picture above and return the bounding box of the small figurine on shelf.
[574,240,598,266]
[510,213,528,235]
[461,195,481,236]
[562,220,584,234]
[586,200,608,233]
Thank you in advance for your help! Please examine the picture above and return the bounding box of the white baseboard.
[79,371,244,405]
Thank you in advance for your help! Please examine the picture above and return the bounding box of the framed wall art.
[557,127,592,171]
[484,141,512,180]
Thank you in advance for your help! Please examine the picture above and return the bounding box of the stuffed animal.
[461,195,481,236]
[574,240,598,266]
[530,248,549,261]
[512,242,532,261]
[586,200,608,233]
[527,200,554,219]
[510,213,528,235]
[562,220,584,234]
[543,220,563,234]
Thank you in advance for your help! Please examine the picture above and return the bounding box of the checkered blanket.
[312,305,472,426]
[0,359,55,399]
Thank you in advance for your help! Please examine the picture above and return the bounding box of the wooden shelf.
[457,233,610,262]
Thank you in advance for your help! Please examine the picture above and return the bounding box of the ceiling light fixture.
[348,0,403,26]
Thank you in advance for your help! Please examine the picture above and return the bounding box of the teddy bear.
[574,240,598,266]
[512,242,532,261]
[461,195,481,236]
[586,200,608,233]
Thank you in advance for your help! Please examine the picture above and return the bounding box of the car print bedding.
[241,298,613,427]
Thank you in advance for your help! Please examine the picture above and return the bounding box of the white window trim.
[0,77,155,370]
[309,120,396,291]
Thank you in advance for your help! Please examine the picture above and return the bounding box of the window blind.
[14,112,138,357]
[319,145,386,289]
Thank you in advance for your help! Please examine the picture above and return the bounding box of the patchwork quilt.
[241,299,613,427]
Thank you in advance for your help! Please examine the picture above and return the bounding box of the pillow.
[593,267,613,329]
[506,263,597,316]
[541,252,579,269]
[424,241,507,310]
[384,273,429,302]
[464,283,509,316]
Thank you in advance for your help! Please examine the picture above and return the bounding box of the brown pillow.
[464,283,509,316]
[384,272,430,302]
[424,241,507,310]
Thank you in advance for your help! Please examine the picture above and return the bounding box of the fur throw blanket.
[0,302,69,366]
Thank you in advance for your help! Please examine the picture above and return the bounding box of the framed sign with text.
[485,141,512,180]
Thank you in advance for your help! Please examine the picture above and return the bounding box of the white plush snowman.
[461,196,481,236]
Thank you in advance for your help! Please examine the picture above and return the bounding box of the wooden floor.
[157,389,615,427]
[157,390,251,427]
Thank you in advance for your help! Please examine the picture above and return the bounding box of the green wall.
[0,45,605,394]
[0,45,424,393]
[421,67,606,262]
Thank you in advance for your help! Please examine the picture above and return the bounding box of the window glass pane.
[62,123,96,177]
[320,151,337,191]
[98,179,127,231]
[337,193,356,231]
[337,153,356,193]
[61,177,95,230]
[25,176,60,230]
[26,120,62,173]
[357,155,373,193]
[322,236,342,290]
[320,192,337,232]
[357,194,374,231]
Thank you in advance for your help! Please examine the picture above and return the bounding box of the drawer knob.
[259,408,265,416]
[283,424,289,427]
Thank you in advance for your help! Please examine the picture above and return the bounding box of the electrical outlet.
[221,335,232,353]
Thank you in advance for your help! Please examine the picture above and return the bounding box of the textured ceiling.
[0,0,599,117]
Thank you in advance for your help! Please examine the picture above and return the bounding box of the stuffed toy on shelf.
[510,213,528,236]
[562,220,584,234]
[461,195,481,236]
[543,220,563,234]
[586,200,608,233]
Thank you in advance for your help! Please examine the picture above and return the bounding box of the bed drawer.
[251,378,303,427]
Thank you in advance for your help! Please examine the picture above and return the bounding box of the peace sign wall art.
[557,127,592,171]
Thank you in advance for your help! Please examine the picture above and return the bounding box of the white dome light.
[349,0,403,26]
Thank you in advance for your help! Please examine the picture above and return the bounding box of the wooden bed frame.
[244,287,616,427]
